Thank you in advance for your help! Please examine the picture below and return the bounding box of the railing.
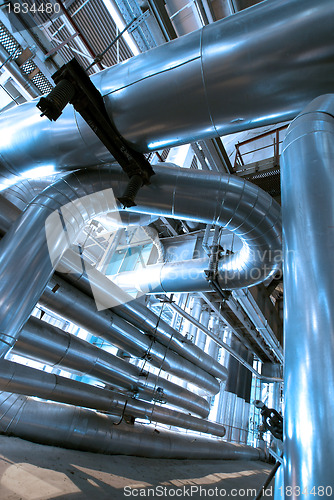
[234,124,289,171]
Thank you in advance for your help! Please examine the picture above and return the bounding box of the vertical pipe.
[281,95,334,497]
[195,305,210,351]
[207,315,220,360]
[187,296,203,341]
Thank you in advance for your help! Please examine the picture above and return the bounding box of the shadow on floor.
[0,435,276,500]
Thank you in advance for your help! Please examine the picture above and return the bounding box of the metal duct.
[13,316,210,417]
[0,392,264,459]
[1,177,157,227]
[112,169,281,293]
[281,95,334,495]
[40,275,221,395]
[0,0,333,180]
[0,164,281,361]
[0,360,225,436]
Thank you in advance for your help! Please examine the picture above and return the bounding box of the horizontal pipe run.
[0,392,265,459]
[13,316,210,417]
[0,360,225,436]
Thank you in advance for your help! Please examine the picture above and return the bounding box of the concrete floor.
[0,436,275,500]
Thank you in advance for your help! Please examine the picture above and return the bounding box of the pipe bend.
[0,164,281,361]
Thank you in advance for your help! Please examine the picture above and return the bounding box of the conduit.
[0,360,225,436]
[281,94,334,495]
[0,0,333,182]
[0,392,264,459]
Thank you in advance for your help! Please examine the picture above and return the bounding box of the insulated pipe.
[13,316,210,417]
[281,95,334,496]
[40,275,221,395]
[1,177,156,227]
[0,0,333,181]
[0,360,225,436]
[0,165,281,361]
[113,251,285,294]
[0,392,264,459]
[59,250,228,381]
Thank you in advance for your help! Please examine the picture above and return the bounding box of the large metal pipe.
[40,275,221,395]
[13,316,210,417]
[0,165,281,361]
[0,360,225,436]
[0,392,264,459]
[281,95,334,497]
[0,0,333,182]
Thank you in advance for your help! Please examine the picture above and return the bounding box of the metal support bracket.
[37,58,155,207]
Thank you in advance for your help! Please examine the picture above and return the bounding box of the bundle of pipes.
[0,163,282,363]
[40,275,222,394]
[0,195,223,396]
[0,194,225,440]
[0,392,263,460]
[13,316,211,417]
[0,360,226,436]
